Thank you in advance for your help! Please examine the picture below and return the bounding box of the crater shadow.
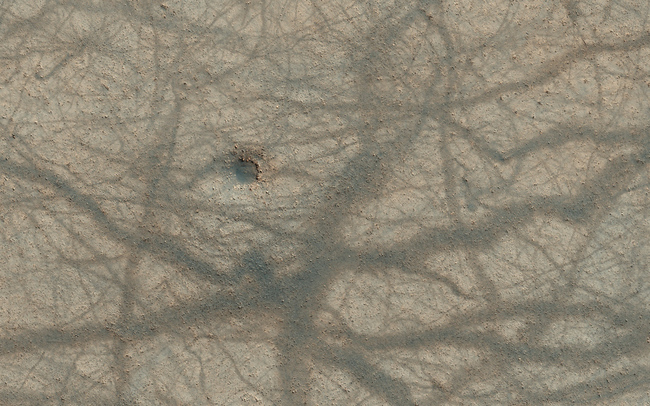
[232,159,258,184]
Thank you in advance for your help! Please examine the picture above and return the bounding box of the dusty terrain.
[1,0,650,404]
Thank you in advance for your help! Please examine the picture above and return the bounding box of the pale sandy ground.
[1,0,650,404]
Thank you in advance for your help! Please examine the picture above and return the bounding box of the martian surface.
[1,0,650,404]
